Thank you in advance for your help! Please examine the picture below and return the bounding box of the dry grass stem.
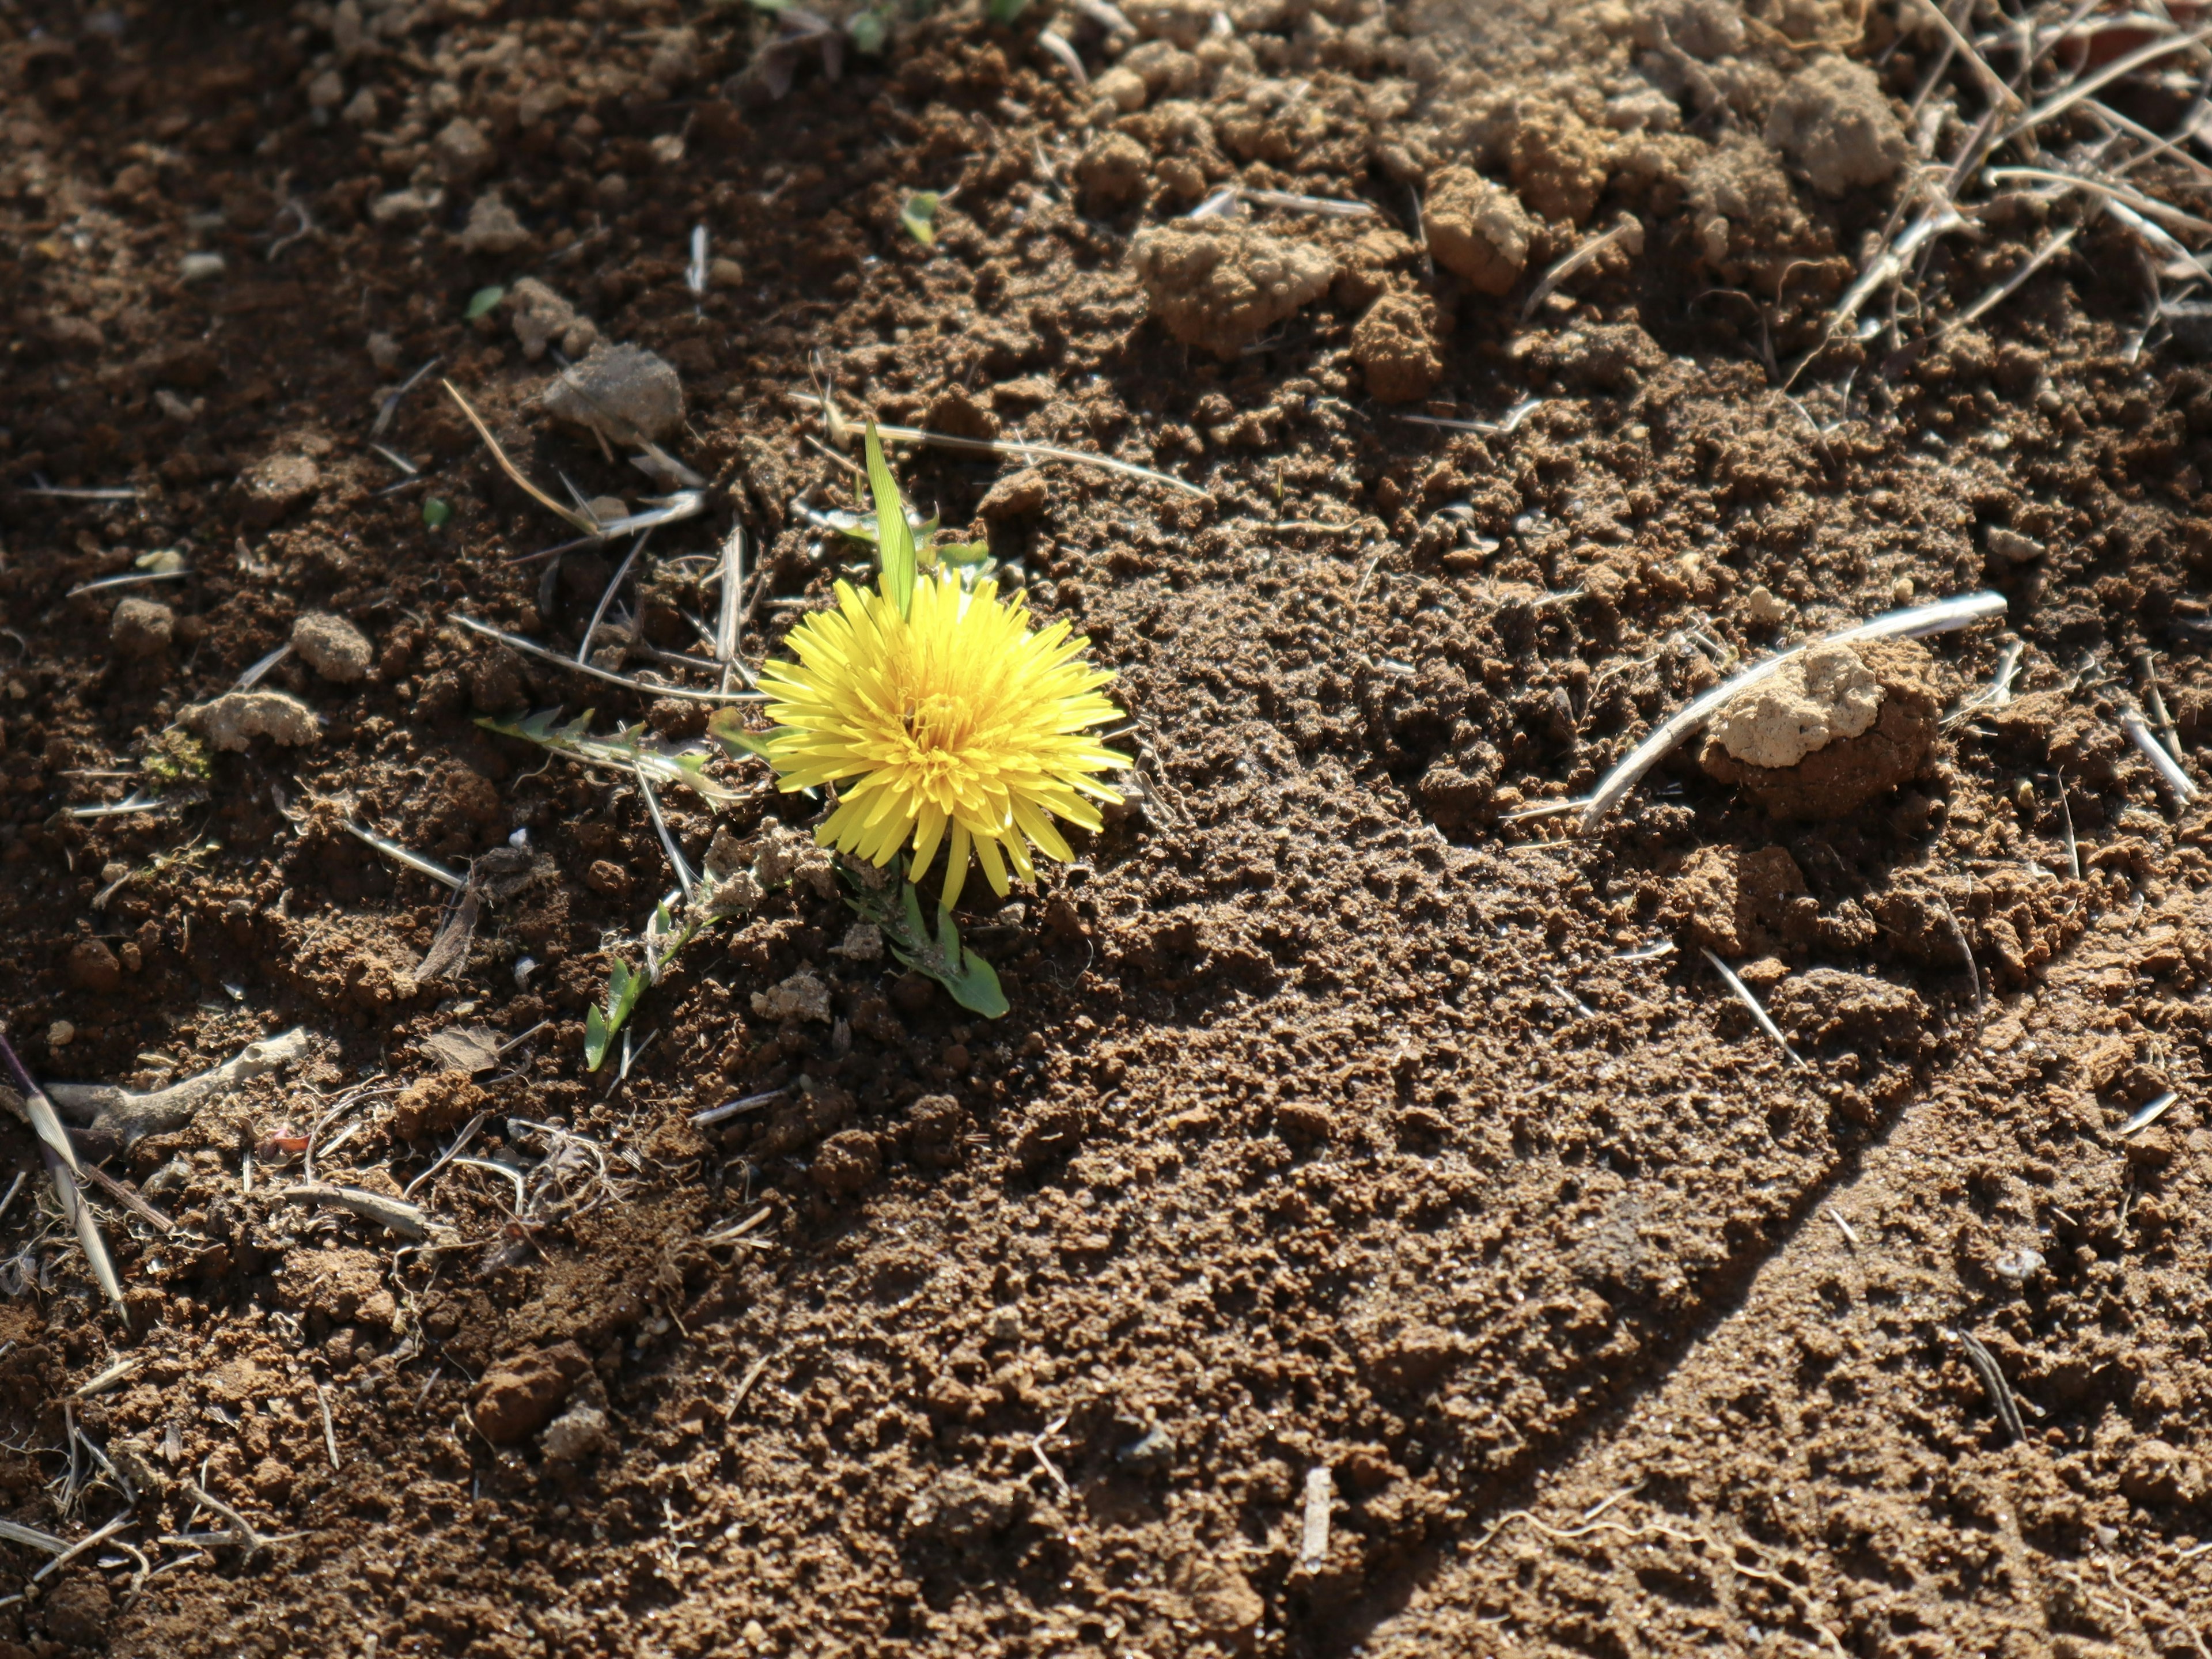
[2122,710,2196,801]
[2120,1092,2177,1136]
[442,381,600,535]
[1298,1465,1333,1571]
[1522,219,1642,320]
[449,614,763,704]
[692,1088,788,1128]
[1999,22,2212,147]
[401,1110,491,1200]
[1701,948,1805,1068]
[1951,1328,2026,1442]
[315,1384,340,1471]
[576,527,652,666]
[1397,397,1545,436]
[1983,166,2212,233]
[790,393,1211,499]
[342,820,465,891]
[1941,224,2079,336]
[76,1165,175,1234]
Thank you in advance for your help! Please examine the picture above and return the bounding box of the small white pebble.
[179,252,226,283]
[48,1020,76,1048]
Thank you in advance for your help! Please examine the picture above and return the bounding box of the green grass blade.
[866,421,916,618]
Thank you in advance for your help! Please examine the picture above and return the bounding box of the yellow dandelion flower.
[759,567,1127,908]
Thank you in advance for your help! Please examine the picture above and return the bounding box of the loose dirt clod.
[472,1343,592,1443]
[237,453,322,527]
[752,969,831,1023]
[541,341,685,442]
[290,611,372,682]
[1766,54,1909,196]
[179,689,320,750]
[507,276,599,362]
[109,596,173,657]
[457,192,531,255]
[1352,294,1444,403]
[1701,640,1939,819]
[1075,131,1150,210]
[978,469,1049,519]
[1709,642,1883,770]
[1424,166,1537,296]
[1128,220,1334,357]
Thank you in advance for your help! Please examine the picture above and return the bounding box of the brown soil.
[2,2,2211,1657]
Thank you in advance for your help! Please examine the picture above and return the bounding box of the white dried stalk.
[1998,21,2212,147]
[2122,711,2197,801]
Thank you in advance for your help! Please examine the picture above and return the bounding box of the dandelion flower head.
[759,568,1126,908]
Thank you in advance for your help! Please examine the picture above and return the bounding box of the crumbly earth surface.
[3,2,2212,1657]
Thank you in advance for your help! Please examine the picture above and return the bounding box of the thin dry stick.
[448,614,763,704]
[1937,897,1984,1013]
[1702,949,1804,1068]
[2135,649,2187,768]
[342,820,465,891]
[1915,0,2023,114]
[1521,217,1642,319]
[1298,1465,1333,1571]
[77,1164,175,1234]
[1983,166,2212,233]
[2050,767,2082,880]
[634,767,696,903]
[400,1110,490,1200]
[1952,1328,2025,1442]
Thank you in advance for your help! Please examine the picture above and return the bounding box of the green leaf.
[986,0,1029,21]
[899,192,940,248]
[584,1004,612,1071]
[709,706,775,761]
[465,285,506,319]
[935,905,1009,1017]
[877,878,1007,1018]
[846,9,887,51]
[935,538,991,567]
[865,422,917,619]
[422,498,452,527]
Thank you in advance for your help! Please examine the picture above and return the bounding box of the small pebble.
[179,251,225,283]
[48,1019,76,1048]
